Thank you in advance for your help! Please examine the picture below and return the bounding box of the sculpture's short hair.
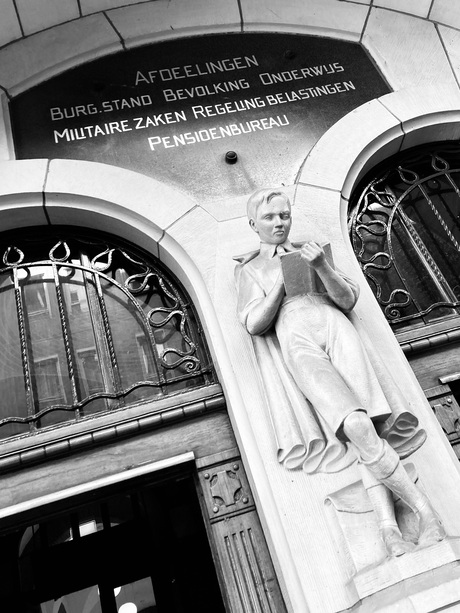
[246,188,291,221]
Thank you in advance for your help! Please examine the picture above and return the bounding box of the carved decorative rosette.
[198,459,253,522]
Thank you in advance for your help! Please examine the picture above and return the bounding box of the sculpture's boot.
[360,464,415,557]
[362,440,446,547]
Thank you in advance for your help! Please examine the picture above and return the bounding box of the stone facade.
[1,2,460,612]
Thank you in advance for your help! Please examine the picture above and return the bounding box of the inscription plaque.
[11,33,391,202]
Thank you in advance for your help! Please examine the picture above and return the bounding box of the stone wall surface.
[0,0,459,95]
[1,2,460,613]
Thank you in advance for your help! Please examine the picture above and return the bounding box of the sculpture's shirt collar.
[259,240,297,258]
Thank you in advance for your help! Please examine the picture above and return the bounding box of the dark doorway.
[0,473,226,612]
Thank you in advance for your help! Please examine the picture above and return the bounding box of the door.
[1,471,226,613]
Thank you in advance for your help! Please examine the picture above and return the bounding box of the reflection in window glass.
[99,276,160,399]
[34,356,66,404]
[115,578,156,613]
[136,335,156,379]
[77,349,104,396]
[24,271,50,315]
[41,585,102,613]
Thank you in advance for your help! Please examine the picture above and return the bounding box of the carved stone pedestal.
[350,538,460,612]
[327,476,460,612]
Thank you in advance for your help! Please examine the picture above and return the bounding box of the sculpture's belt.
[281,293,332,309]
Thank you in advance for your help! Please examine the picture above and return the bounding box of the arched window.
[0,228,215,440]
[349,142,460,458]
[348,142,460,332]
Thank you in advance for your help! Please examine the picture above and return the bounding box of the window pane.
[390,215,453,318]
[115,577,156,613]
[152,319,206,393]
[40,585,102,613]
[408,176,460,300]
[0,272,29,438]
[19,266,73,427]
[99,276,162,403]
[60,266,108,416]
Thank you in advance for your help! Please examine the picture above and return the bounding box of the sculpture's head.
[247,188,292,245]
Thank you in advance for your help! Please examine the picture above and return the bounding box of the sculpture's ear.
[249,218,259,234]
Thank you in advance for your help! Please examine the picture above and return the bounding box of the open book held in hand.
[280,243,334,298]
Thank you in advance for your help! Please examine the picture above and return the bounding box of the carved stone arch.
[0,9,365,99]
[294,83,460,346]
[296,83,460,226]
[0,158,253,431]
[0,159,207,316]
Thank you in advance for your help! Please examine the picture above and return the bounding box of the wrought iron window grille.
[0,229,214,439]
[349,142,460,331]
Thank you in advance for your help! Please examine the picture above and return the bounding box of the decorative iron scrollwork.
[0,230,214,439]
[349,143,460,328]
[122,257,200,373]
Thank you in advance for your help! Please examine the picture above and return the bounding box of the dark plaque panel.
[11,33,391,202]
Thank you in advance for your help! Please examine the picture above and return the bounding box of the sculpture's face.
[250,196,292,244]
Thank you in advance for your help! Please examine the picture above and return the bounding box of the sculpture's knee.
[343,410,373,439]
[342,410,382,461]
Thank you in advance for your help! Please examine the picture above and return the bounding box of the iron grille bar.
[418,182,460,252]
[392,204,455,303]
[93,272,124,399]
[13,268,35,427]
[52,262,79,410]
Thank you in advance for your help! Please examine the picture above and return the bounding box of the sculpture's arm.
[236,264,285,336]
[245,270,285,335]
[300,242,357,312]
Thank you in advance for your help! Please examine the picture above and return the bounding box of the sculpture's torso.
[237,247,391,435]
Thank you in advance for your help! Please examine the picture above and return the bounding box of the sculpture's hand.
[300,241,326,269]
[301,241,357,312]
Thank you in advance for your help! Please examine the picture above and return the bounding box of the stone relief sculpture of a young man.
[235,187,446,557]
